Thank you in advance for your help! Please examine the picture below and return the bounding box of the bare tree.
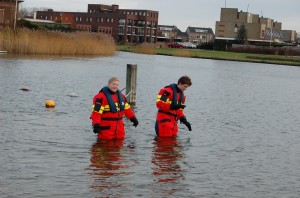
[19,6,50,18]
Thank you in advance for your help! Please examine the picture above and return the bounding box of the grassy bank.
[0,28,116,56]
[118,44,300,66]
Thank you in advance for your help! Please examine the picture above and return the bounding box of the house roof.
[158,25,176,29]
[187,26,214,34]
[158,25,182,33]
[23,18,54,24]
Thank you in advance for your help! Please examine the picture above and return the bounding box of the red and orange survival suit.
[155,84,191,137]
[90,86,138,139]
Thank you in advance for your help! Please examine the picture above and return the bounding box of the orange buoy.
[45,100,56,108]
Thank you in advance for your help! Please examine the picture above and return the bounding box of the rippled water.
[1,52,300,198]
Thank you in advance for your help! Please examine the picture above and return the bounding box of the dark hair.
[178,76,192,86]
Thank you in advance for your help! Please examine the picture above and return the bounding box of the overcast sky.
[22,0,300,33]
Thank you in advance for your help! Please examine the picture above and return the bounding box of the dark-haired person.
[155,76,192,137]
[90,77,139,139]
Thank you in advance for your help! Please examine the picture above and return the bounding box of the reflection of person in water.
[88,139,127,192]
[151,137,184,183]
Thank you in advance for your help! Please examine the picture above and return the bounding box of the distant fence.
[230,44,300,56]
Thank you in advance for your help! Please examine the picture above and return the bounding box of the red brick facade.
[36,4,159,44]
[0,0,22,29]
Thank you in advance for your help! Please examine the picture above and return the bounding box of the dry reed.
[173,49,193,57]
[131,43,156,55]
[0,28,116,55]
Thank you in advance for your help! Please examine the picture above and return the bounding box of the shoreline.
[118,46,300,67]
[154,52,300,67]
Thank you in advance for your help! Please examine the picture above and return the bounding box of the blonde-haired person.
[90,77,139,139]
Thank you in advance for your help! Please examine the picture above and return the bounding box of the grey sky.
[22,0,300,33]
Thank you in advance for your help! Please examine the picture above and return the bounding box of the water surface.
[1,52,300,197]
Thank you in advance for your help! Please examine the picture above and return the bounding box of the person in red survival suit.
[155,76,192,137]
[90,77,139,139]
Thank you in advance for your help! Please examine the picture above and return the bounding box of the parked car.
[182,42,197,49]
[167,42,184,48]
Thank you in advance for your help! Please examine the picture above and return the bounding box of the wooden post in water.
[126,64,137,105]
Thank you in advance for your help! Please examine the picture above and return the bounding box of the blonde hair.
[108,77,120,84]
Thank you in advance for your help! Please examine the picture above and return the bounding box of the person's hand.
[185,122,192,131]
[178,104,186,109]
[130,117,139,127]
[171,104,186,110]
[170,104,185,110]
[180,116,192,131]
[93,124,101,134]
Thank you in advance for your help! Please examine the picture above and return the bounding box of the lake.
[1,52,300,198]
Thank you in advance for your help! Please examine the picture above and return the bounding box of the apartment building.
[0,0,23,29]
[215,8,297,44]
[186,26,214,44]
[35,4,159,44]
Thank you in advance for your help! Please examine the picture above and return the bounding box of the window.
[261,30,265,38]
[119,19,125,25]
[234,24,238,33]
[195,29,208,33]
[119,26,125,34]
[247,13,252,23]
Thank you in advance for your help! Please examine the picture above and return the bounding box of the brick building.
[157,25,186,42]
[0,0,23,29]
[35,4,159,44]
[186,26,214,44]
[215,8,297,44]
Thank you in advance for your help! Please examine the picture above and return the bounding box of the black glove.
[93,124,101,134]
[180,116,192,131]
[171,104,186,110]
[130,117,139,127]
[178,104,186,109]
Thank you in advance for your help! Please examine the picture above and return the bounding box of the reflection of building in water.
[151,137,185,183]
[87,139,128,194]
